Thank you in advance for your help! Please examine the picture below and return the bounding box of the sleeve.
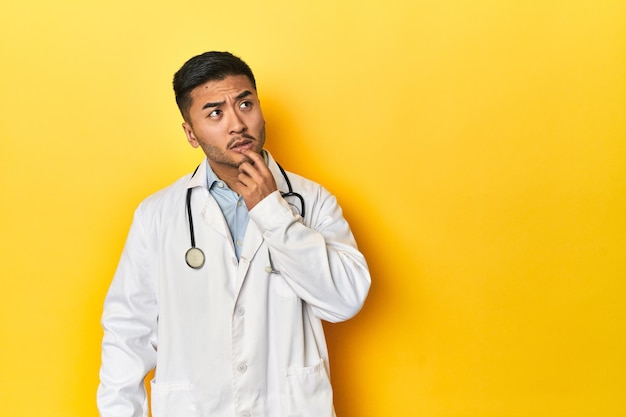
[97,206,158,417]
[249,187,371,323]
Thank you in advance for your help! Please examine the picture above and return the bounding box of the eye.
[239,101,252,110]
[209,109,221,117]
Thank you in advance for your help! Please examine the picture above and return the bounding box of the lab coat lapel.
[234,219,264,298]
[198,189,231,241]
[187,160,231,241]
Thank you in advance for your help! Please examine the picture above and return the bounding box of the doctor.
[97,51,371,417]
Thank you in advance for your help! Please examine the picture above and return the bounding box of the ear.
[182,122,200,148]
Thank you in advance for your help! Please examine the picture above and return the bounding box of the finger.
[241,150,270,175]
[237,160,260,184]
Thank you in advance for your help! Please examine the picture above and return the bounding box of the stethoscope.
[185,162,305,269]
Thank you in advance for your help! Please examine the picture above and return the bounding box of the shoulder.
[280,168,347,224]
[266,152,329,199]
[135,173,192,221]
[287,169,336,198]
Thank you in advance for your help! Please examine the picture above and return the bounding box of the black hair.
[173,51,257,121]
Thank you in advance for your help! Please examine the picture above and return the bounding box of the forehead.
[189,75,257,105]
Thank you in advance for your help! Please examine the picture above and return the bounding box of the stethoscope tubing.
[184,161,304,270]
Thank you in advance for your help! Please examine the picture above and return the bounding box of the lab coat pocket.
[150,379,199,417]
[285,359,335,417]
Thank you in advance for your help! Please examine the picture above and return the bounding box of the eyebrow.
[201,90,253,110]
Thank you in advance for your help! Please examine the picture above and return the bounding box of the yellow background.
[1,1,625,416]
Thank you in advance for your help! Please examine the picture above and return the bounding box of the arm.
[97,207,158,417]
[250,187,371,323]
[234,150,370,322]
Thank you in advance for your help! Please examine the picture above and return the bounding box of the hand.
[232,150,278,210]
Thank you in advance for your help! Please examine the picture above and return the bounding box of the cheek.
[195,127,222,146]
[252,115,266,134]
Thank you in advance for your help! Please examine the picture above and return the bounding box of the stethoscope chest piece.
[185,247,205,269]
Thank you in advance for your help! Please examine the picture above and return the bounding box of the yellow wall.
[1,1,624,416]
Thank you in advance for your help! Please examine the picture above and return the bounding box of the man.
[97,51,370,417]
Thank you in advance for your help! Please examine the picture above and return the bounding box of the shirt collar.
[205,160,226,190]
[185,159,231,192]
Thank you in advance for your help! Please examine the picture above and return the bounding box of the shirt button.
[236,239,243,247]
[237,363,248,373]
[217,182,225,188]
[237,200,243,207]
[235,305,245,317]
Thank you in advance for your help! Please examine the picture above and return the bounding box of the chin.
[234,154,253,167]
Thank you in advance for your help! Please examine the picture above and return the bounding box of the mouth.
[229,137,255,153]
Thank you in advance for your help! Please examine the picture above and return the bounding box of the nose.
[228,110,247,135]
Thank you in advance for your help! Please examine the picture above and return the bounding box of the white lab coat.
[97,151,371,417]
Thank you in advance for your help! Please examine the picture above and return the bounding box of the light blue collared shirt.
[206,161,249,261]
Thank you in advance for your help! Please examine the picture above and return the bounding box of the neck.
[208,161,241,191]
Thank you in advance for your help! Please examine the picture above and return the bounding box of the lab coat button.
[232,257,238,266]
[237,363,248,373]
[235,305,245,317]
[265,266,272,273]
[239,412,250,417]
